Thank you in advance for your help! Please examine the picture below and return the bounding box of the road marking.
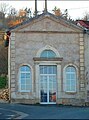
[12,111,28,119]
[0,108,28,119]
[4,114,16,119]
[7,115,15,116]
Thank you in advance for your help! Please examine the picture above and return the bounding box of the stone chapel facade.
[9,12,89,106]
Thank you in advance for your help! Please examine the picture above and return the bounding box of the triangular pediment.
[11,12,83,33]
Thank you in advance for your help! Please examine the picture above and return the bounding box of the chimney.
[44,0,47,13]
[35,0,37,16]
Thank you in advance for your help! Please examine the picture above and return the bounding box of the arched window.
[19,65,32,92]
[65,66,77,92]
[40,50,56,58]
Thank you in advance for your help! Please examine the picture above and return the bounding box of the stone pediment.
[12,12,83,33]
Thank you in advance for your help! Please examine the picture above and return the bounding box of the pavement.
[0,103,89,119]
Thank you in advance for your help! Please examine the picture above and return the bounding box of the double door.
[40,65,57,104]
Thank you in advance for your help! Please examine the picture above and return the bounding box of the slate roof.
[9,12,83,31]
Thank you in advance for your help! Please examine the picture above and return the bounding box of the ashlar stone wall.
[9,15,85,105]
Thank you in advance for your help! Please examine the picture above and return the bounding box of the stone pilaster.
[35,63,39,100]
[79,34,85,92]
[10,33,16,93]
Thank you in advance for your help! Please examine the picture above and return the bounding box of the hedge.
[0,76,7,89]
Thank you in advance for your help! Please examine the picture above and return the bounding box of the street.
[0,103,89,119]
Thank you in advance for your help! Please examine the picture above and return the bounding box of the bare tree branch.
[0,2,12,15]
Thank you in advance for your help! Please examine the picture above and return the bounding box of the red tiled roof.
[77,20,89,29]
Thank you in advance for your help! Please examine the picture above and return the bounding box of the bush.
[0,76,7,89]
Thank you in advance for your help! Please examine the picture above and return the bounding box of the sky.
[0,1,89,20]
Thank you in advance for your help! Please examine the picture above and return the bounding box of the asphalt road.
[0,103,89,119]
[0,108,19,119]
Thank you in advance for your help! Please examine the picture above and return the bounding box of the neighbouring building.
[76,20,89,30]
[8,11,89,106]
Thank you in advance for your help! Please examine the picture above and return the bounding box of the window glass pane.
[71,86,75,91]
[26,85,30,90]
[20,66,26,71]
[71,67,76,72]
[21,85,25,90]
[71,81,76,86]
[48,66,52,74]
[20,65,31,92]
[40,66,57,74]
[53,66,57,74]
[40,66,43,74]
[26,79,30,84]
[66,86,70,91]
[49,82,53,89]
[66,66,76,72]
[26,73,30,78]
[41,50,47,58]
[66,80,70,85]
[66,67,71,72]
[66,74,70,80]
[20,65,31,72]
[21,79,25,84]
[40,50,56,58]
[26,66,30,71]
[49,76,54,82]
[21,73,25,78]
[48,50,56,58]
[65,66,76,92]
[71,74,76,79]
[44,66,47,74]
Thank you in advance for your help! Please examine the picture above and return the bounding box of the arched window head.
[20,65,31,72]
[19,65,32,92]
[40,50,56,58]
[66,66,76,73]
[65,66,76,92]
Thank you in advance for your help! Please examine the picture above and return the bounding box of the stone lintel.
[33,57,63,61]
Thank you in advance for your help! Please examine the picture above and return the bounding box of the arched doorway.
[34,45,63,104]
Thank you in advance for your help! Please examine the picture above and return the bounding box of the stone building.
[9,11,89,106]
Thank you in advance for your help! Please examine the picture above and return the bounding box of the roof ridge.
[9,11,83,31]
